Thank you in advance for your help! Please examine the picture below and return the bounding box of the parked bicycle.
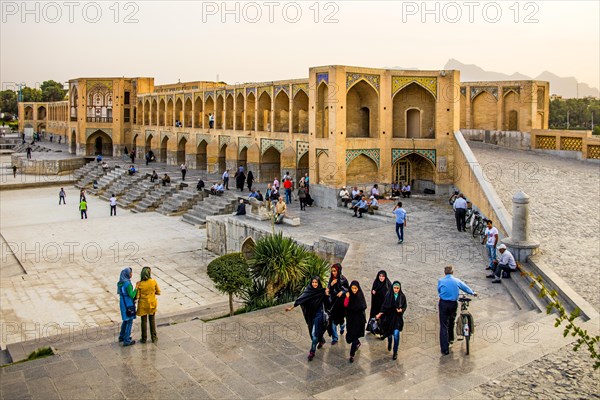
[472,214,490,241]
[455,294,475,355]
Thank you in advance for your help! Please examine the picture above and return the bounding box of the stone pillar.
[502,191,540,262]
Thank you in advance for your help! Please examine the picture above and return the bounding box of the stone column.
[502,191,540,262]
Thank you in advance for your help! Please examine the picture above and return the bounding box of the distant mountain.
[442,59,599,98]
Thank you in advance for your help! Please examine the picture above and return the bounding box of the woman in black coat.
[369,270,391,321]
[344,280,367,363]
[236,171,246,191]
[376,281,407,360]
[286,276,328,361]
[246,171,254,191]
[327,263,349,345]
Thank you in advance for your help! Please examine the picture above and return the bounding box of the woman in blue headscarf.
[117,267,139,346]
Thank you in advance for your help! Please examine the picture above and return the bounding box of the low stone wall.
[461,129,531,151]
[531,129,600,160]
[453,131,512,237]
[11,154,86,175]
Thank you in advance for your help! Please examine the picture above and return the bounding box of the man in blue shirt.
[352,196,368,218]
[437,266,476,355]
[392,202,407,243]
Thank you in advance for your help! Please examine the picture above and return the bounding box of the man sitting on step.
[161,173,171,186]
[210,182,224,195]
[486,244,517,283]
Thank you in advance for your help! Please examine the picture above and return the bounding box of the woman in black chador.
[376,281,407,360]
[369,270,392,322]
[246,170,254,191]
[286,276,328,361]
[236,170,246,191]
[344,280,367,363]
[327,263,349,345]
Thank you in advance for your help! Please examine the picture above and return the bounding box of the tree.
[0,90,18,115]
[207,253,252,316]
[21,87,42,102]
[40,80,67,102]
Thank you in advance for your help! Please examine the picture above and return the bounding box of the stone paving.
[469,143,600,310]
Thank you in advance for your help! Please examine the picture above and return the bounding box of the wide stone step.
[181,213,206,226]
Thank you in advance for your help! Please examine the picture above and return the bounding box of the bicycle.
[456,294,475,355]
[472,215,489,242]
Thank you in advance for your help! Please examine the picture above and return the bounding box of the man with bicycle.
[437,266,476,355]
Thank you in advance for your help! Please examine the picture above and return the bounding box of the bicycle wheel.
[463,315,470,355]
[472,221,480,238]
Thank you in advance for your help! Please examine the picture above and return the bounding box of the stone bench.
[281,212,300,226]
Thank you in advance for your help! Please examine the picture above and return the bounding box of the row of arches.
[23,106,47,121]
[467,90,521,131]
[47,104,68,121]
[138,90,309,133]
[316,81,436,139]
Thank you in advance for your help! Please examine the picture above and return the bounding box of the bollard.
[502,191,540,262]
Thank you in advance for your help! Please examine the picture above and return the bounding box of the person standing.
[180,163,187,181]
[26,145,32,160]
[59,188,66,205]
[298,183,308,211]
[286,276,328,361]
[327,263,349,345]
[110,194,117,216]
[369,270,391,322]
[222,169,230,190]
[236,169,246,192]
[482,220,499,270]
[208,113,215,129]
[437,266,476,355]
[79,189,86,202]
[453,194,467,232]
[12,165,17,178]
[376,281,407,360]
[392,202,407,243]
[79,198,88,219]
[117,267,139,346]
[136,267,161,343]
[130,150,135,164]
[344,280,367,363]
[304,173,310,191]
[246,170,254,191]
[283,177,292,204]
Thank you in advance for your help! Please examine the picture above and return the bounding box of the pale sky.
[1,0,598,90]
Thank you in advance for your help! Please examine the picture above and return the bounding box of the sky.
[1,1,598,90]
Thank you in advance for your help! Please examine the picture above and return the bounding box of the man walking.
[438,266,476,355]
[12,165,17,178]
[392,201,407,243]
[59,188,66,205]
[482,220,499,270]
[453,193,467,232]
[79,198,88,219]
[26,145,32,160]
[222,169,229,190]
[110,194,117,216]
[283,177,292,204]
[180,163,187,181]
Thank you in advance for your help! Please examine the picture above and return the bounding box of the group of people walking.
[287,264,407,363]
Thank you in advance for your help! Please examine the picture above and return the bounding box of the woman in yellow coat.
[136,267,161,343]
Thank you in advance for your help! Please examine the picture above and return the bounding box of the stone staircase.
[181,189,239,226]
[87,168,127,195]
[11,143,55,153]
[99,172,146,200]
[118,179,157,209]
[74,166,106,190]
[155,187,208,216]
[133,184,177,213]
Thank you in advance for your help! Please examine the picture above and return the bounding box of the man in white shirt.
[368,196,379,215]
[453,194,468,232]
[482,220,499,270]
[487,244,517,283]
[339,186,351,208]
[222,170,229,190]
[110,194,117,216]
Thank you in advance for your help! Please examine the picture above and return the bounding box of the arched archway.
[257,92,271,131]
[238,147,248,173]
[166,99,173,127]
[293,90,308,133]
[471,91,497,130]
[24,106,33,120]
[37,106,47,120]
[241,238,256,259]
[145,134,153,154]
[204,97,215,128]
[246,93,256,130]
[218,144,227,173]
[296,152,309,180]
[392,153,435,192]
[316,151,328,184]
[177,137,187,165]
[196,140,208,171]
[194,97,203,128]
[184,98,192,127]
[346,154,378,184]
[216,95,224,129]
[144,100,150,125]
[86,130,113,156]
[346,80,379,138]
[503,91,519,131]
[260,147,281,183]
[393,83,435,138]
[70,87,78,121]
[159,99,165,126]
[235,93,244,130]
[316,83,328,138]
[70,130,77,154]
[274,91,289,132]
[225,94,234,130]
[151,99,157,125]
[175,98,183,126]
[160,136,169,163]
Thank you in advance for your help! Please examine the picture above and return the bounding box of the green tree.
[40,80,67,102]
[207,253,252,316]
[0,90,18,115]
[21,87,42,102]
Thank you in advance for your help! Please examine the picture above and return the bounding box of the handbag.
[367,317,381,335]
[121,283,137,317]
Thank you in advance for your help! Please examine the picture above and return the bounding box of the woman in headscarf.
[136,267,161,344]
[376,281,407,360]
[286,276,328,361]
[344,280,367,362]
[236,170,246,192]
[246,170,254,192]
[117,267,139,346]
[369,270,392,322]
[327,263,349,345]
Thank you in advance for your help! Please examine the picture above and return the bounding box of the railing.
[86,117,113,123]
[531,129,600,160]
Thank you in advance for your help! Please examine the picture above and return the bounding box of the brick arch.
[316,81,329,138]
[346,154,378,185]
[346,80,379,138]
[471,91,498,130]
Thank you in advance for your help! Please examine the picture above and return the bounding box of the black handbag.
[122,284,136,317]
[367,317,381,335]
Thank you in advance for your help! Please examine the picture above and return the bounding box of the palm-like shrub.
[207,253,252,316]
